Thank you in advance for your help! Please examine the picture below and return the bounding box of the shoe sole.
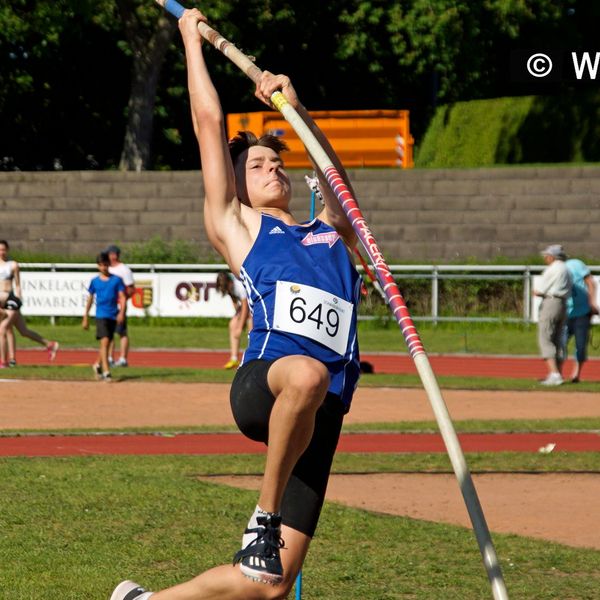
[239,564,283,585]
[110,580,145,600]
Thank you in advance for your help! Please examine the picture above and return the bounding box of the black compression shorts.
[230,359,345,538]
[4,292,22,311]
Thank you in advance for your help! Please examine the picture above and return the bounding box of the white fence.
[18,263,600,323]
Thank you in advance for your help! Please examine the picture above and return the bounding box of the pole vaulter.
[154,2,509,598]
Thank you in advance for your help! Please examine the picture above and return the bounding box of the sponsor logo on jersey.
[301,231,340,248]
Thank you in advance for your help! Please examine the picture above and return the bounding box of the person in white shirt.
[533,244,572,385]
[216,271,252,369]
[106,245,135,367]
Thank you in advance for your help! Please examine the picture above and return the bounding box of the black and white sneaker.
[110,580,152,600]
[233,512,285,585]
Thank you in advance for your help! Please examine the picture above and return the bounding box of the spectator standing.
[82,252,126,382]
[216,271,252,369]
[533,244,572,386]
[106,245,135,367]
[564,256,599,382]
[0,239,59,367]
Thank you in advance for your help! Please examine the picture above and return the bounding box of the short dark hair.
[228,131,289,167]
[0,240,9,249]
[96,252,110,265]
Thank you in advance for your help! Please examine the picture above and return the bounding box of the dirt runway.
[1,378,599,550]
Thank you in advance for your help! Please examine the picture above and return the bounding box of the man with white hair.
[533,244,572,385]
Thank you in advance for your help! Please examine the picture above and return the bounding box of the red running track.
[9,349,600,457]
[14,348,600,380]
[1,432,599,457]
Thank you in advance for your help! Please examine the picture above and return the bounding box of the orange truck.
[226,109,414,168]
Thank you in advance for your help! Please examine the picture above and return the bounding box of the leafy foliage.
[416,91,600,167]
[124,235,201,263]
[0,0,127,170]
[0,0,596,170]
[416,96,535,167]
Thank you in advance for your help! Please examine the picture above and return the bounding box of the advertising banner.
[19,271,236,318]
[157,273,236,317]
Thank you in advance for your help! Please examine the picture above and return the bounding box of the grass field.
[4,320,600,598]
[4,364,600,395]
[2,456,600,600]
[17,318,600,356]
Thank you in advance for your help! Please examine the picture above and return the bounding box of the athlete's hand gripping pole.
[155,2,509,598]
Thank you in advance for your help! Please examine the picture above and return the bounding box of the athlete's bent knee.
[288,359,329,399]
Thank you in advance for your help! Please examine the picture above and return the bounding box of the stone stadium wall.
[1,166,599,261]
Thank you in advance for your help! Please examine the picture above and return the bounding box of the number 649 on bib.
[273,281,353,355]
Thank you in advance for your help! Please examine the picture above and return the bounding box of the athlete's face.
[0,244,8,261]
[236,145,291,208]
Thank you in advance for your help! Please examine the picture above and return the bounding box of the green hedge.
[14,236,214,264]
[416,91,600,168]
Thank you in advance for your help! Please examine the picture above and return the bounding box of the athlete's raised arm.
[179,9,256,270]
[254,73,358,249]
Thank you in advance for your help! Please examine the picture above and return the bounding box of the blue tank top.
[240,214,361,410]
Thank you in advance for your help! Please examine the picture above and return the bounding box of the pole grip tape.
[156,0,185,19]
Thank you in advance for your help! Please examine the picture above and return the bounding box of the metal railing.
[21,262,599,324]
[386,264,544,324]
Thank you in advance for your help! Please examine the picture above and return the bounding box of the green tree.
[0,0,593,170]
[0,0,179,170]
[114,1,177,171]
[0,0,125,169]
[335,0,565,103]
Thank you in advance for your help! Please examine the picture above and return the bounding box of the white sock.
[241,505,268,549]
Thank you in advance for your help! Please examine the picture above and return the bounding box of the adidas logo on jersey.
[269,226,285,235]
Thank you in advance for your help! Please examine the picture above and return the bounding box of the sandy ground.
[202,472,600,550]
[1,379,599,550]
[2,381,600,429]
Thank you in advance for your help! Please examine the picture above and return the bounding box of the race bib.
[273,281,353,355]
